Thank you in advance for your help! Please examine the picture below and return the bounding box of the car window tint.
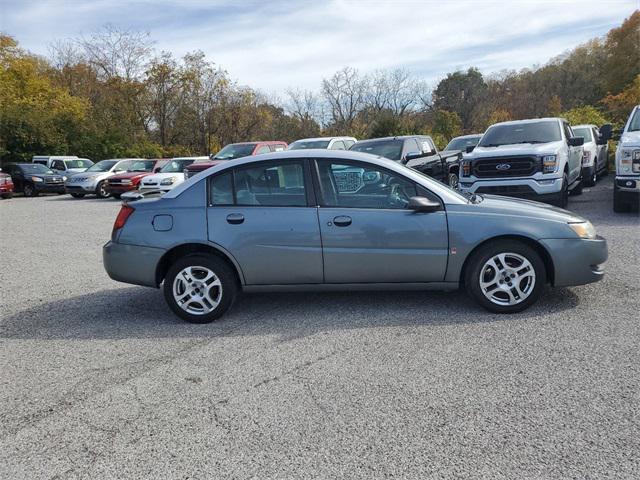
[234,161,306,207]
[210,172,234,205]
[317,160,417,209]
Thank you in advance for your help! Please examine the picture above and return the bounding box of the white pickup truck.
[459,118,585,208]
[614,105,640,212]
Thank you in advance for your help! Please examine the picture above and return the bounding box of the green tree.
[433,68,487,131]
[560,105,607,126]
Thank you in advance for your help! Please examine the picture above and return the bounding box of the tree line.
[1,11,638,163]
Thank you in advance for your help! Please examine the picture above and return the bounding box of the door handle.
[333,215,352,227]
[226,213,245,225]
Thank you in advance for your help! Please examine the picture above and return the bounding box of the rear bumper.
[103,241,165,288]
[540,236,608,287]
[0,184,13,193]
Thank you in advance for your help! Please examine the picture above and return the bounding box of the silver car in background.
[65,158,145,198]
[104,150,607,323]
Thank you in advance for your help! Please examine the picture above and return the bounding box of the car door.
[564,122,582,182]
[314,159,449,284]
[206,159,323,285]
[593,127,606,171]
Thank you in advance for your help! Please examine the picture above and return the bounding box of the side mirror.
[465,145,476,153]
[154,167,161,173]
[407,196,441,213]
[404,151,423,163]
[568,137,584,147]
[599,124,612,142]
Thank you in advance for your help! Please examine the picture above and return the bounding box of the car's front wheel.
[23,183,37,197]
[96,181,109,198]
[465,240,546,313]
[163,254,238,323]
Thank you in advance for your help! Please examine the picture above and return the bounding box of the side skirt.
[243,282,460,293]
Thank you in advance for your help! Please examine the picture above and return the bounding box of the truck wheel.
[584,167,597,187]
[465,239,546,314]
[95,181,109,198]
[447,172,459,189]
[163,254,238,324]
[23,183,37,197]
[571,178,583,196]
[552,174,569,208]
[613,186,629,213]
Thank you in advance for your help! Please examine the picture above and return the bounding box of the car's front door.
[564,123,582,182]
[206,159,323,285]
[314,159,449,284]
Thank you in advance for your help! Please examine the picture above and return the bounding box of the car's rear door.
[314,158,449,284]
[206,159,323,285]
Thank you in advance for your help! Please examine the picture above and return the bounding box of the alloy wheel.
[448,172,459,189]
[479,252,536,306]
[172,266,223,315]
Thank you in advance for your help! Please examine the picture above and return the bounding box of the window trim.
[311,158,442,211]
[207,158,314,208]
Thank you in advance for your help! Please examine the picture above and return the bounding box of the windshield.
[161,159,195,173]
[572,127,593,143]
[64,159,93,169]
[21,164,54,174]
[213,143,257,160]
[289,140,330,150]
[87,160,117,172]
[479,121,562,147]
[119,160,156,172]
[627,108,640,132]
[444,136,481,151]
[350,140,404,161]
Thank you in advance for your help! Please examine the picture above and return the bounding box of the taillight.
[112,204,134,236]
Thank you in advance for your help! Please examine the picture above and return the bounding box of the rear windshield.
[444,136,481,151]
[213,143,257,160]
[479,121,562,147]
[289,140,330,150]
[350,140,404,161]
[572,127,593,143]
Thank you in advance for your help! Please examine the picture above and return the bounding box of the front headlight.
[160,177,176,185]
[542,155,557,173]
[31,176,44,182]
[569,221,596,239]
[62,176,67,181]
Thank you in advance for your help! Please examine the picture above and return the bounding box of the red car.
[105,159,168,198]
[184,141,287,179]
[0,170,14,199]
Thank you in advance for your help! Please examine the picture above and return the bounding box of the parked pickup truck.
[350,135,462,188]
[614,105,640,212]
[459,118,585,208]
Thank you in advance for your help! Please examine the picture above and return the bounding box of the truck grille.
[473,156,540,178]
[45,177,64,184]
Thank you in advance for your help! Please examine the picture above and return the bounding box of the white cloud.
[1,0,636,93]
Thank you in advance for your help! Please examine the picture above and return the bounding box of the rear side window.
[330,140,346,150]
[209,161,307,207]
[255,145,271,154]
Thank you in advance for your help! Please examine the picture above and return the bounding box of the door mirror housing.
[407,196,440,212]
[404,151,423,163]
[568,137,584,147]
[154,167,162,173]
[598,124,613,143]
[465,145,476,153]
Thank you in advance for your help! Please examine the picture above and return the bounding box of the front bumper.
[103,241,165,288]
[139,185,173,193]
[540,236,608,287]
[459,176,563,197]
[106,183,137,194]
[34,182,65,193]
[65,181,98,193]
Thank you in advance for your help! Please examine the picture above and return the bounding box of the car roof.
[450,134,483,139]
[572,124,597,129]
[293,136,357,142]
[165,149,467,205]
[354,135,430,143]
[490,118,563,127]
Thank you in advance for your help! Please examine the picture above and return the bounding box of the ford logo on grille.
[496,163,511,170]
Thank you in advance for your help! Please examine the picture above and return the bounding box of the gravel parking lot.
[1,178,639,479]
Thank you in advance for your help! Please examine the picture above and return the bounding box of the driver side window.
[316,160,417,209]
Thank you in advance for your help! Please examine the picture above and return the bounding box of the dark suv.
[350,136,462,187]
[3,163,66,196]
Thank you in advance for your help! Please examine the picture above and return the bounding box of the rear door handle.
[333,215,352,227]
[226,213,244,225]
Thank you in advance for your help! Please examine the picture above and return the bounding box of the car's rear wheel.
[585,167,597,187]
[163,254,238,323]
[465,240,546,313]
[96,181,109,198]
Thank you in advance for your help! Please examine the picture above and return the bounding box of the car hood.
[620,130,640,147]
[109,171,150,180]
[471,194,586,223]
[66,168,88,174]
[471,141,564,159]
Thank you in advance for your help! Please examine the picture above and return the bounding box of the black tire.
[447,171,459,189]
[23,183,37,197]
[465,239,546,314]
[1,192,13,199]
[70,193,85,198]
[163,254,238,323]
[584,167,597,187]
[95,181,109,198]
[613,186,629,213]
[551,173,569,208]
[571,177,583,196]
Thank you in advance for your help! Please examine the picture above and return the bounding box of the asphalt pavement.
[0,177,639,479]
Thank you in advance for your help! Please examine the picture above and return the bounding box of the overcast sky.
[1,0,637,94]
